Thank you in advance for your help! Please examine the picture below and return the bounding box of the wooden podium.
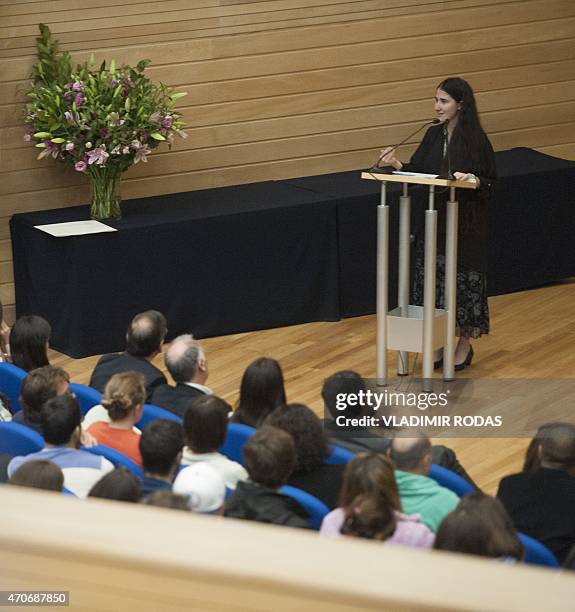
[361,170,478,391]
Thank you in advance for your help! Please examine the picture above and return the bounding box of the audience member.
[150,335,211,417]
[265,403,345,509]
[181,395,247,489]
[8,395,113,498]
[12,366,71,435]
[320,453,434,548]
[88,468,141,503]
[173,463,226,514]
[139,419,183,499]
[434,492,523,562]
[87,372,145,466]
[9,459,64,492]
[231,357,286,428]
[144,490,189,512]
[89,310,167,400]
[9,315,51,372]
[322,370,476,486]
[0,299,11,362]
[224,426,309,528]
[390,432,459,532]
[497,422,575,564]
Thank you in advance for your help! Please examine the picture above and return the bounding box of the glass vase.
[89,168,122,220]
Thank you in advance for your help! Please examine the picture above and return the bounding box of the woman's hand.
[453,171,480,186]
[379,147,403,170]
[80,430,98,448]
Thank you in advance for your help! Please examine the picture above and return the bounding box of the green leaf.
[33,131,51,138]
[150,132,166,141]
[35,142,47,148]
[113,84,122,98]
[125,97,131,111]
[170,92,188,101]
[110,59,116,74]
[51,137,65,143]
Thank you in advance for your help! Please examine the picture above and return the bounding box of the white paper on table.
[392,171,439,179]
[34,220,118,237]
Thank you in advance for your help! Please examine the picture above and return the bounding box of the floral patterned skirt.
[412,240,489,339]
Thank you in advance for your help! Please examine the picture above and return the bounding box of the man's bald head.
[126,310,167,357]
[165,334,206,384]
[390,431,432,474]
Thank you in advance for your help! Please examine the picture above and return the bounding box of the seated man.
[139,419,183,499]
[390,431,459,532]
[497,422,575,564]
[8,395,113,498]
[322,370,476,486]
[12,366,71,435]
[150,334,211,417]
[224,426,309,529]
[89,310,167,400]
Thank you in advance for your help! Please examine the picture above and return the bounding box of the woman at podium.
[380,77,496,370]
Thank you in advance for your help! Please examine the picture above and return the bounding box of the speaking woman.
[380,77,496,370]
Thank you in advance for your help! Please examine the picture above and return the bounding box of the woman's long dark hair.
[10,315,51,372]
[232,357,286,428]
[438,77,488,174]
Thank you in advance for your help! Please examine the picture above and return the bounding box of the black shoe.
[454,345,474,372]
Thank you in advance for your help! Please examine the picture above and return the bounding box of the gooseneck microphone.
[440,119,454,180]
[371,118,441,171]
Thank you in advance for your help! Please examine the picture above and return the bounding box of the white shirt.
[181,448,247,489]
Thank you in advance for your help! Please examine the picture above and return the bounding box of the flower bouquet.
[25,24,187,219]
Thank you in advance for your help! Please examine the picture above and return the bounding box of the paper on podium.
[34,220,117,237]
[392,171,439,179]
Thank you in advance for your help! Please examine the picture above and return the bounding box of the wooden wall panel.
[0,0,574,322]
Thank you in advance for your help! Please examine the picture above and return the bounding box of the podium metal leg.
[444,188,459,381]
[376,184,389,387]
[422,187,437,392]
[397,186,411,376]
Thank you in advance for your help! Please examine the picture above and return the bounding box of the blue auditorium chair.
[136,403,182,429]
[429,464,475,497]
[280,485,330,531]
[325,445,355,465]
[69,383,102,415]
[0,362,27,414]
[86,444,144,479]
[518,533,560,568]
[219,422,256,464]
[0,421,44,456]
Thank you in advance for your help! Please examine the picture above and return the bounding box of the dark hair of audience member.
[9,460,64,492]
[522,422,575,474]
[322,370,367,419]
[20,366,70,425]
[41,394,82,446]
[102,371,146,421]
[232,357,286,428]
[10,315,51,372]
[126,310,167,358]
[183,395,231,454]
[145,490,190,511]
[139,419,183,477]
[434,492,523,561]
[339,453,400,541]
[264,403,328,474]
[242,425,296,489]
[88,468,141,502]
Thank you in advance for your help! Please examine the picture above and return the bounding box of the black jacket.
[287,463,346,510]
[89,352,166,401]
[224,481,310,528]
[150,383,207,418]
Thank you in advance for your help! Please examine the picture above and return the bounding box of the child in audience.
[173,463,226,514]
[434,492,523,561]
[87,372,145,466]
[88,468,141,503]
[9,315,51,372]
[9,459,64,492]
[182,395,247,489]
[224,426,309,528]
[231,357,286,428]
[320,453,434,548]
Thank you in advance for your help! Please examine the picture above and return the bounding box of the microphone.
[439,119,454,180]
[371,118,440,171]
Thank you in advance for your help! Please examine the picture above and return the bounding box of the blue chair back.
[280,485,330,531]
[86,444,144,479]
[69,383,102,415]
[219,422,256,464]
[429,464,475,497]
[0,362,27,414]
[136,403,182,429]
[0,421,44,456]
[325,445,355,465]
[518,533,560,568]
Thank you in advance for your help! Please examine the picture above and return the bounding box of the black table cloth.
[11,148,575,358]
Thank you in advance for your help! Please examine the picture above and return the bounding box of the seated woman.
[265,403,345,509]
[434,492,523,562]
[9,315,51,372]
[86,372,145,466]
[320,453,434,549]
[230,357,286,428]
[181,395,247,489]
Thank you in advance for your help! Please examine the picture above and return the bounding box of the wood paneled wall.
[1,0,574,323]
